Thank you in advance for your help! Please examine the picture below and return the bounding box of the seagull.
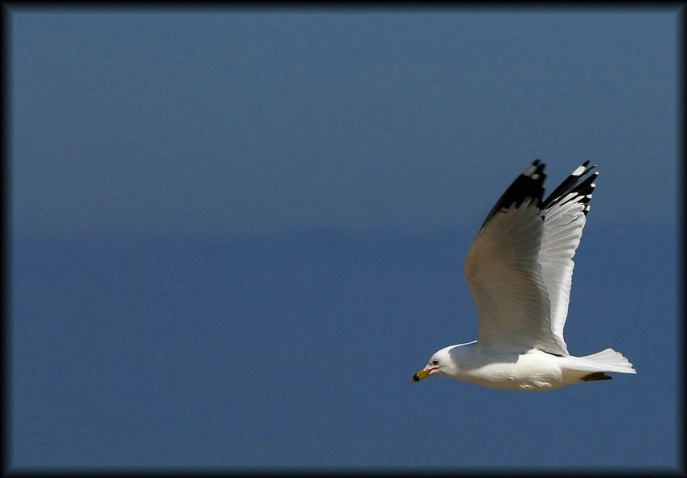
[412,160,636,390]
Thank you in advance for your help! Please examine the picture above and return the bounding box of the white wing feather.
[464,161,597,356]
[465,198,562,353]
[539,163,597,355]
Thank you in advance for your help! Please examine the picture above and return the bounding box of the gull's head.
[412,347,453,383]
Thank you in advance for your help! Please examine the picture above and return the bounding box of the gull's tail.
[581,348,636,373]
[562,348,636,381]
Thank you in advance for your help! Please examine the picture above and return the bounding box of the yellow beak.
[412,369,431,383]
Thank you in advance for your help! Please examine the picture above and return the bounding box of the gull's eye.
[432,360,439,366]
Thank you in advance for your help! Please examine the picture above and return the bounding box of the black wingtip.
[479,160,547,229]
[542,162,598,216]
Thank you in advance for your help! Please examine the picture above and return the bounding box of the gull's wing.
[539,161,598,355]
[464,161,566,355]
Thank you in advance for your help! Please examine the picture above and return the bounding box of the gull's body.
[412,160,635,391]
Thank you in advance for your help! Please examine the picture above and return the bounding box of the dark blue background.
[10,9,678,470]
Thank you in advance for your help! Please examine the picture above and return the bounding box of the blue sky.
[9,8,679,471]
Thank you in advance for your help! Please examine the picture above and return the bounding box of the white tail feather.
[563,348,636,374]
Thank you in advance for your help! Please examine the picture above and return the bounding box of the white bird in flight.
[412,160,636,390]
